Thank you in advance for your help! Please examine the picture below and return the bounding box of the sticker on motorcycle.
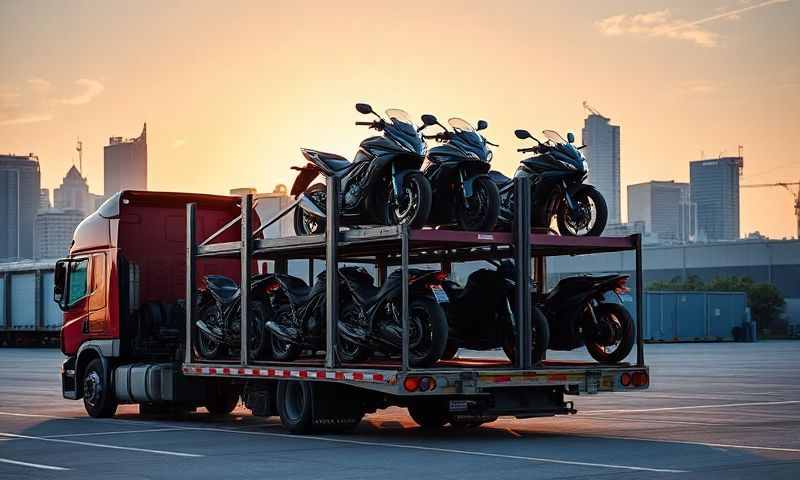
[430,285,449,303]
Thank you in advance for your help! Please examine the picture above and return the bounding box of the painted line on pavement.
[43,427,189,438]
[580,434,800,454]
[0,457,70,471]
[182,426,687,473]
[583,400,800,415]
[0,432,203,458]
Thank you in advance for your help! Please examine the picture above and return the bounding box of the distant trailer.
[0,260,60,346]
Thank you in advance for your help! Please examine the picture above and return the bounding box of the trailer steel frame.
[183,176,647,398]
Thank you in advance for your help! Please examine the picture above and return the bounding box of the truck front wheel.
[204,382,240,415]
[83,358,118,418]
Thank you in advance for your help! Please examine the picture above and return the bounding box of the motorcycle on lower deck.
[194,275,271,361]
[420,115,500,231]
[440,261,549,363]
[290,103,436,235]
[337,267,450,368]
[491,129,607,236]
[538,274,636,363]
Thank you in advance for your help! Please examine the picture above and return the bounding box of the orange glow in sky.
[1,0,798,238]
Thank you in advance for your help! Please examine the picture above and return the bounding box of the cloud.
[172,139,186,148]
[59,78,104,105]
[27,77,52,93]
[596,0,790,47]
[0,113,54,126]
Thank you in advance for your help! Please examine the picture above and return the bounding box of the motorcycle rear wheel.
[503,306,550,364]
[270,305,302,361]
[556,186,607,236]
[408,297,448,368]
[338,304,371,363]
[293,183,327,235]
[195,304,223,360]
[585,303,636,363]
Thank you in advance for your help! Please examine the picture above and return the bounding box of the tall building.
[628,180,696,243]
[104,123,147,197]
[54,165,95,216]
[690,157,743,241]
[39,188,51,211]
[582,113,621,224]
[1,154,41,260]
[34,208,85,259]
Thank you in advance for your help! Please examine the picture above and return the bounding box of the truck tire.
[82,358,118,418]
[408,399,449,429]
[204,382,240,415]
[277,380,314,434]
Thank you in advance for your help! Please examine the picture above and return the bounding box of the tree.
[648,276,785,332]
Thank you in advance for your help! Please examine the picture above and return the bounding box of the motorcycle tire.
[385,172,432,229]
[270,304,302,362]
[338,304,371,363]
[195,303,223,360]
[456,176,500,231]
[293,183,327,236]
[247,301,270,361]
[556,185,608,237]
[586,303,636,363]
[503,306,550,364]
[408,297,448,368]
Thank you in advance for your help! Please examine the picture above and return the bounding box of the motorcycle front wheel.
[270,304,302,361]
[338,304,371,363]
[556,186,607,236]
[456,176,500,231]
[293,183,327,236]
[503,306,550,364]
[585,303,636,363]
[195,304,223,360]
[407,297,448,368]
[385,172,432,228]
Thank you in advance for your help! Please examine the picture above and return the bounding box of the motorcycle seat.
[205,275,240,304]
[488,170,512,187]
[301,148,352,175]
[277,275,312,303]
[350,283,380,306]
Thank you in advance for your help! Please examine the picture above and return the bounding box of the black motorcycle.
[194,275,270,360]
[291,103,435,235]
[491,129,607,236]
[337,267,449,368]
[420,115,500,231]
[262,271,330,361]
[539,274,635,363]
[440,261,549,363]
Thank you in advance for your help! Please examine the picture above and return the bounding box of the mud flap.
[311,383,366,429]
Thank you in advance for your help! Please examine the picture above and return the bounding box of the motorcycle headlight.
[486,150,493,162]
[582,159,589,172]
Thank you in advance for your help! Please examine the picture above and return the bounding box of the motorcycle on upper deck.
[290,103,435,235]
[491,129,607,236]
[420,115,501,231]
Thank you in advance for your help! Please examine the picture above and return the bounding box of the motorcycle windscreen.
[290,164,321,196]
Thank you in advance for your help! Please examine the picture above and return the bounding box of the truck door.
[88,253,107,334]
[62,257,91,339]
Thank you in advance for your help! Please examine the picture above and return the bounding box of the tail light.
[632,371,648,387]
[265,279,281,294]
[424,271,448,289]
[620,372,632,386]
[403,376,437,392]
[613,277,630,294]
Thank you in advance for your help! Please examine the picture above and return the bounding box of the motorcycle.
[440,261,549,363]
[290,103,435,235]
[538,274,635,363]
[337,266,449,368]
[420,115,501,231]
[490,129,607,236]
[194,275,270,360]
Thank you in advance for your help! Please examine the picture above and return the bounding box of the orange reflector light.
[620,372,632,386]
[632,371,648,387]
[418,376,436,392]
[403,376,420,392]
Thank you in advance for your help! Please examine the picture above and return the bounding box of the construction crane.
[582,100,604,117]
[741,181,800,238]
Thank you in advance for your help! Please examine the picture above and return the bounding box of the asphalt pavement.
[1,342,799,479]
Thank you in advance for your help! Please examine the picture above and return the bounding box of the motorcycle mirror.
[514,129,532,140]
[421,114,438,126]
[476,120,488,131]
[355,103,374,115]
[567,132,575,144]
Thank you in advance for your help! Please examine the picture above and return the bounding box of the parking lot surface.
[1,342,799,479]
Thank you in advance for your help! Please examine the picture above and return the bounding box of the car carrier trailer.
[56,176,649,433]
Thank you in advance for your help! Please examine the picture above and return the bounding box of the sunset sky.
[1,0,798,238]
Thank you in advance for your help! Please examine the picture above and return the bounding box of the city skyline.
[1,0,798,238]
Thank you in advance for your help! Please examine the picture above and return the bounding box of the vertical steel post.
[325,176,340,369]
[275,257,288,275]
[185,203,197,364]
[240,194,253,366]
[634,233,645,367]
[401,224,410,372]
[514,176,533,370]
[376,256,387,287]
[307,259,314,284]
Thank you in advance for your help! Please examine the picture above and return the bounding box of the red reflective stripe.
[252,369,260,376]
[547,374,568,382]
[373,374,384,382]
[267,369,275,376]
[222,368,231,375]
[335,372,344,380]
[208,368,217,375]
[316,371,325,379]
[299,371,308,378]
[493,375,512,383]
[352,372,364,380]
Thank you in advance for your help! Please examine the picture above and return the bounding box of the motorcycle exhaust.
[337,322,371,347]
[264,321,302,343]
[195,320,226,343]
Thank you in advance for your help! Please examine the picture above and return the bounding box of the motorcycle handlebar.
[355,121,373,126]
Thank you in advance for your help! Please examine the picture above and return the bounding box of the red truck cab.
[55,190,244,413]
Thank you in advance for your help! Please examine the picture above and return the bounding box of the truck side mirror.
[54,260,69,311]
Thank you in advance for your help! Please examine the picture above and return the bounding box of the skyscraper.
[34,208,85,259]
[582,113,621,224]
[1,154,41,260]
[39,188,51,211]
[690,157,743,241]
[54,165,95,216]
[627,180,696,243]
[104,123,147,197]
